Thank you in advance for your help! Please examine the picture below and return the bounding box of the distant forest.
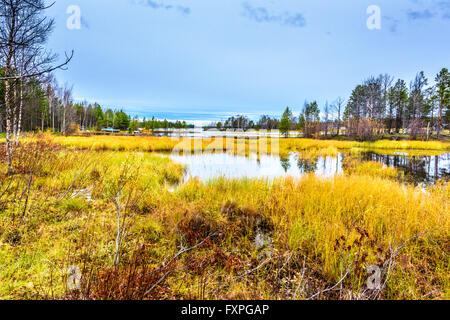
[210,70,450,140]
[0,75,194,134]
[1,68,449,141]
[1,0,449,146]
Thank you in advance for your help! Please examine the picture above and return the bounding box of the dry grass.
[0,136,448,300]
[9,134,448,156]
[342,157,402,180]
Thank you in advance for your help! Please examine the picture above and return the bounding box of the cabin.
[101,127,120,133]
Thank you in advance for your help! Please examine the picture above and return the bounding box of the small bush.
[63,245,176,300]
[221,201,273,236]
[60,198,90,213]
[0,136,64,176]
[177,210,222,246]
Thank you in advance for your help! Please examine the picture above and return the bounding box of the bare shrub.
[346,119,384,141]
[65,123,80,136]
[177,212,220,246]
[0,136,63,176]
[62,245,176,300]
[303,121,321,138]
[221,201,273,236]
[407,119,425,140]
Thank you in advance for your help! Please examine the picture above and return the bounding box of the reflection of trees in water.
[438,155,450,179]
[279,155,319,173]
[356,152,450,184]
[297,157,318,173]
[280,156,291,172]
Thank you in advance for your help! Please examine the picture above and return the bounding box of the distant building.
[101,127,120,133]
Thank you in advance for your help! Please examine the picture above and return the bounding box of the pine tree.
[279,107,292,137]
[435,68,450,138]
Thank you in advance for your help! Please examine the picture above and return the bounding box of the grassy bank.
[280,138,450,155]
[0,137,448,299]
[4,134,446,159]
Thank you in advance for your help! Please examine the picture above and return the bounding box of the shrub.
[177,212,220,246]
[346,119,384,141]
[60,198,90,213]
[0,136,64,176]
[63,245,176,300]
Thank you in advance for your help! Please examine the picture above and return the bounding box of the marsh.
[170,150,450,185]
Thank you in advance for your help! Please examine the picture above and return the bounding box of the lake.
[152,128,290,138]
[169,151,450,185]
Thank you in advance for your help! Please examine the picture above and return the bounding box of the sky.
[46,0,450,121]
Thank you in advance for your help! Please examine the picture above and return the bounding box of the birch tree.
[0,0,73,173]
[332,97,344,136]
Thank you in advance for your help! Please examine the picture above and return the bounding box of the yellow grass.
[280,138,450,155]
[0,136,448,299]
[342,158,401,180]
[7,134,447,159]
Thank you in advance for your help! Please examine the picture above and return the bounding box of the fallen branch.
[293,255,307,299]
[142,232,218,298]
[308,261,353,300]
[370,230,430,300]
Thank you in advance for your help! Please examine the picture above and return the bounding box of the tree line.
[0,1,195,173]
[142,117,193,131]
[210,70,449,140]
[0,74,193,134]
[213,115,279,131]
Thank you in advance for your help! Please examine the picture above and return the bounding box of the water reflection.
[152,128,287,138]
[280,156,291,172]
[169,151,449,185]
[297,157,318,173]
[358,152,450,185]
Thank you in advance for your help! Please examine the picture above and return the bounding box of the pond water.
[169,151,450,185]
[152,128,290,138]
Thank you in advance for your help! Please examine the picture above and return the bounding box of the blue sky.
[47,0,450,119]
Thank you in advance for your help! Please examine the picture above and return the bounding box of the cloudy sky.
[47,0,450,118]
